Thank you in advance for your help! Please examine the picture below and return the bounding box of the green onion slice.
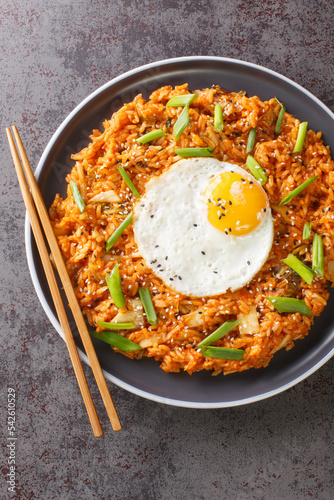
[200,346,245,360]
[105,264,125,309]
[267,297,312,316]
[138,286,157,325]
[246,127,257,153]
[214,103,224,132]
[293,121,308,153]
[303,221,312,240]
[279,176,318,206]
[173,105,190,141]
[197,320,240,348]
[283,254,314,285]
[106,211,132,252]
[97,321,135,330]
[245,155,267,185]
[69,181,85,213]
[274,98,286,135]
[136,128,166,144]
[174,147,215,158]
[90,331,142,352]
[117,167,140,198]
[312,233,324,276]
[166,94,197,107]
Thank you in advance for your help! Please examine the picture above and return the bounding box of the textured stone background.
[1,0,334,499]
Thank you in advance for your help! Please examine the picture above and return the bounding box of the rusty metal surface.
[1,0,334,498]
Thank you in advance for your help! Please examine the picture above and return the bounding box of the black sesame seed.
[165,256,168,260]
[229,200,232,205]
[150,215,154,218]
[178,276,182,280]
[155,244,159,248]
[201,251,205,255]
[193,224,198,227]
[170,278,174,281]
[247,261,250,265]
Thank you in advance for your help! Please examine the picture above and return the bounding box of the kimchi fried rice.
[49,84,334,376]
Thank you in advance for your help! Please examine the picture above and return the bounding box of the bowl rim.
[25,55,334,408]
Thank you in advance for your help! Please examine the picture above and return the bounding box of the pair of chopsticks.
[6,126,122,437]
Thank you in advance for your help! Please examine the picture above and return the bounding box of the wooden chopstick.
[7,126,122,433]
[7,128,103,437]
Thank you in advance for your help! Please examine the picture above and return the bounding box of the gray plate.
[25,56,334,408]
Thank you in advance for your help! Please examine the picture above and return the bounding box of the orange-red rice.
[49,84,334,375]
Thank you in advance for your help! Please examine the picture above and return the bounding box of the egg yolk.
[205,171,268,235]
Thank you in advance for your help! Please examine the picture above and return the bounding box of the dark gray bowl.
[25,56,334,408]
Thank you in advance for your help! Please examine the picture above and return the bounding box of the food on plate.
[49,84,334,375]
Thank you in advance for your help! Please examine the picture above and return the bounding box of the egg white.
[133,158,274,296]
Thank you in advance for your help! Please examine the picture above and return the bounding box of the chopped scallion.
[117,167,140,198]
[200,346,245,360]
[69,181,85,213]
[106,211,132,252]
[283,254,314,285]
[293,121,308,153]
[174,147,215,158]
[90,331,142,352]
[97,321,135,330]
[214,103,224,132]
[138,286,157,325]
[267,297,312,316]
[312,233,324,276]
[105,264,125,309]
[136,128,166,144]
[166,94,197,107]
[246,127,257,153]
[279,176,318,206]
[197,320,240,348]
[274,98,286,135]
[173,105,190,141]
[245,154,267,185]
[303,221,312,240]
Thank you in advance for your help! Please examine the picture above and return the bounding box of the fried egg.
[133,158,273,296]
